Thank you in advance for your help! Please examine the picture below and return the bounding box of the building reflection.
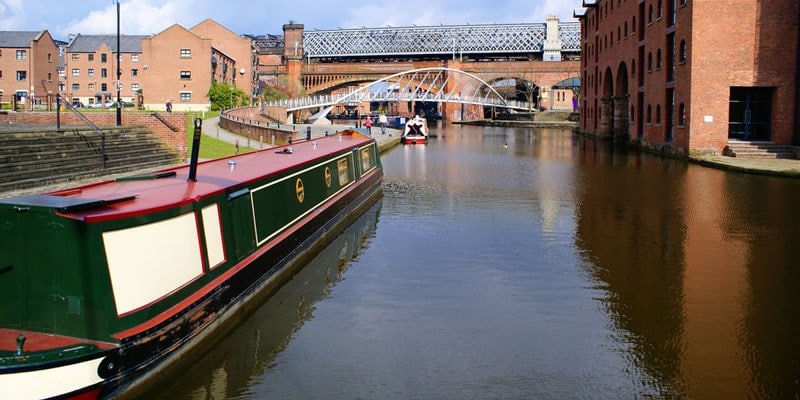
[128,202,382,400]
[573,137,800,398]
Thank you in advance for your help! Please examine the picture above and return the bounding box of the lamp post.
[115,0,121,126]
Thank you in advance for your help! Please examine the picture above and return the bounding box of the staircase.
[723,140,798,159]
[0,126,181,194]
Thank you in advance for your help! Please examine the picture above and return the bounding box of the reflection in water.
[574,136,800,398]
[140,125,800,399]
[136,202,382,399]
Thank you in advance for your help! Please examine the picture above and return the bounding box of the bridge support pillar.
[613,95,630,138]
[600,96,614,138]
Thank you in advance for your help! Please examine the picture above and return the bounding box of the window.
[648,5,654,23]
[131,83,140,92]
[131,69,138,77]
[180,92,191,101]
[180,49,191,58]
[647,105,652,123]
[101,53,107,63]
[632,59,636,76]
[101,83,107,91]
[679,40,687,62]
[678,103,686,125]
[101,68,107,78]
[647,52,653,71]
[131,54,139,62]
[72,68,80,77]
[88,68,94,77]
[88,54,94,61]
[656,105,661,124]
[48,53,53,63]
[657,0,663,19]
[680,0,687,5]
[71,54,80,61]
[72,83,79,91]
[16,50,26,60]
[656,49,662,69]
[180,71,191,80]
[88,83,95,92]
[16,71,26,81]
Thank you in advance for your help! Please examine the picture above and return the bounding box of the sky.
[0,0,580,41]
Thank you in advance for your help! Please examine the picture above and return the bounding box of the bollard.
[306,126,311,141]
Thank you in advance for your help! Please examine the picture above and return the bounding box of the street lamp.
[115,0,121,126]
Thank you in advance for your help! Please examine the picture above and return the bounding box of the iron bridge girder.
[303,22,581,59]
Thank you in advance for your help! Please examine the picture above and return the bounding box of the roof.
[0,31,44,48]
[67,34,148,53]
[0,132,375,223]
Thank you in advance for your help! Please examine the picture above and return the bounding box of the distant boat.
[402,115,429,144]
[0,129,383,399]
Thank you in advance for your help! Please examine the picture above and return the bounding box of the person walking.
[378,114,388,134]
[364,115,372,135]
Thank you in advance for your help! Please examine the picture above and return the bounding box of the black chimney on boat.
[188,118,202,181]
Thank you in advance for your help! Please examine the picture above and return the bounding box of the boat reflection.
[132,201,382,400]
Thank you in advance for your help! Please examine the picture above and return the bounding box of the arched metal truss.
[302,22,581,59]
[265,67,536,113]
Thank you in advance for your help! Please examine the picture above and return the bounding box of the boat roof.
[0,131,374,223]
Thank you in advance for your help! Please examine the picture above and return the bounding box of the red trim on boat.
[0,328,116,352]
[50,133,374,224]
[111,168,381,340]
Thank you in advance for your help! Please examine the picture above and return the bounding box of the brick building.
[575,0,800,155]
[0,30,59,110]
[64,34,147,107]
[57,18,256,112]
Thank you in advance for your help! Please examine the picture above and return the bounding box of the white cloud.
[57,0,210,36]
[0,0,25,30]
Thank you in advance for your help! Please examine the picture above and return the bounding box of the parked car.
[71,101,85,108]
[89,101,113,109]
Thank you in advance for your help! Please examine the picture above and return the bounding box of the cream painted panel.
[104,212,204,315]
[202,204,225,269]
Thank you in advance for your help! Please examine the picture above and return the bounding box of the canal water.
[140,125,800,399]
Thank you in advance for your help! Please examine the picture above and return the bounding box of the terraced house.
[0,30,59,110]
[64,34,148,108]
[58,18,255,112]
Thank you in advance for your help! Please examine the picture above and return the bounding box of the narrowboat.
[0,128,383,399]
[401,116,428,144]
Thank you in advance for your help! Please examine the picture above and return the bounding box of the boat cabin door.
[0,208,59,332]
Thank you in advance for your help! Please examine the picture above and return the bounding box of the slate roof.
[67,34,148,53]
[0,31,44,48]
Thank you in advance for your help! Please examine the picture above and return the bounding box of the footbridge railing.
[263,67,535,114]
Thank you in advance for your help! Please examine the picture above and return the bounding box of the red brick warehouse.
[575,0,800,155]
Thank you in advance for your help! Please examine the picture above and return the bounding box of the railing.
[56,95,108,168]
[151,113,179,132]
[264,92,534,112]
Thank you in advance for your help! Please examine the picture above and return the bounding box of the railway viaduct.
[253,16,581,122]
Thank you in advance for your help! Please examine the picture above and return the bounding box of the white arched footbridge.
[262,67,535,118]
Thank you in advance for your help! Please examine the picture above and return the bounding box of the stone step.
[723,141,798,159]
[0,126,181,194]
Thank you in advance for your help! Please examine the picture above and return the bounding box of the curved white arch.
[333,67,508,107]
[264,67,535,115]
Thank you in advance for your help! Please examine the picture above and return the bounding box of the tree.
[208,82,247,111]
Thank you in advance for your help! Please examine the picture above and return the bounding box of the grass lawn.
[185,111,255,159]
